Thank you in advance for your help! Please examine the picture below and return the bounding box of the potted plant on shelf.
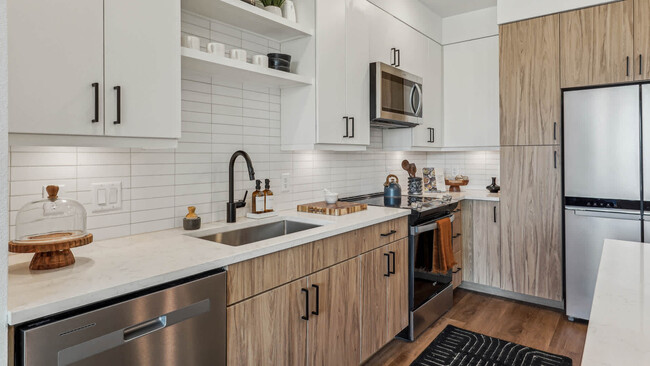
[260,0,285,16]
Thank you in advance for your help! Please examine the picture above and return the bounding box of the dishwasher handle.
[123,316,167,342]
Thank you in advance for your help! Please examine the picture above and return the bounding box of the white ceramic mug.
[252,54,269,67]
[207,42,225,57]
[181,35,200,50]
[230,49,247,62]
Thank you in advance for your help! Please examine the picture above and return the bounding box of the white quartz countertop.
[7,206,409,325]
[582,239,650,365]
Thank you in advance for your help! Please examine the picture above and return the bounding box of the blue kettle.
[384,174,402,207]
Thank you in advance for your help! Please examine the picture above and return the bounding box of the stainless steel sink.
[198,220,322,246]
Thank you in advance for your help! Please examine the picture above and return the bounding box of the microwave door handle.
[414,84,422,116]
[409,84,417,115]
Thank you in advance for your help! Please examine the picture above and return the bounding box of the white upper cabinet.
[8,0,180,146]
[104,0,181,139]
[8,0,105,136]
[443,36,499,148]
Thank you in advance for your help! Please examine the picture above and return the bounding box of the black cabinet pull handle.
[92,83,99,123]
[493,206,497,223]
[384,253,391,277]
[396,49,401,67]
[432,128,435,143]
[311,284,320,315]
[114,86,121,125]
[350,117,355,138]
[627,56,630,77]
[380,230,397,237]
[452,267,462,274]
[554,151,558,169]
[301,288,309,320]
[452,233,462,239]
[391,48,396,66]
[343,117,349,138]
[641,55,644,75]
[553,122,557,141]
[389,251,396,275]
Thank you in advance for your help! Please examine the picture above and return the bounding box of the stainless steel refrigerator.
[564,84,650,321]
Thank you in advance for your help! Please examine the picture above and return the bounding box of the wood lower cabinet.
[308,258,360,366]
[461,201,501,288]
[635,0,650,80]
[500,146,563,301]
[361,238,408,362]
[226,278,308,366]
[452,208,463,289]
[560,0,634,88]
[499,14,560,146]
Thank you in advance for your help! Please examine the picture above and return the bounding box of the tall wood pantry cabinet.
[499,14,564,302]
[8,0,181,141]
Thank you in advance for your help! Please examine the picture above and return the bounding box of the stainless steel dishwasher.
[16,269,226,366]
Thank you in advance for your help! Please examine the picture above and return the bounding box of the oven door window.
[381,72,421,117]
[412,228,451,309]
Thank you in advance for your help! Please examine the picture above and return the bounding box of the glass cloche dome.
[13,185,87,244]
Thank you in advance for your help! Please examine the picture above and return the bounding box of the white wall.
[368,0,442,42]
[0,0,9,361]
[497,0,618,24]
[443,7,497,45]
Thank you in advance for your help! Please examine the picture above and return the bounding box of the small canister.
[183,206,201,230]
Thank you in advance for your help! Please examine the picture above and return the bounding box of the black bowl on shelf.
[267,53,292,62]
[268,58,290,68]
[270,66,291,72]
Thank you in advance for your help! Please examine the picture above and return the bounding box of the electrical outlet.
[281,173,291,193]
[92,182,122,213]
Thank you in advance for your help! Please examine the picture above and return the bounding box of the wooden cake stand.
[445,179,470,193]
[9,232,93,270]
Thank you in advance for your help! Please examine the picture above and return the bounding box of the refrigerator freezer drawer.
[565,209,641,320]
[19,271,226,366]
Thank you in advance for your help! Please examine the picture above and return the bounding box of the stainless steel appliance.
[16,270,226,366]
[340,193,456,341]
[564,84,649,321]
[370,62,423,128]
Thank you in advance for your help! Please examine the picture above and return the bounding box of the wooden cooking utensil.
[409,163,417,177]
[401,160,411,175]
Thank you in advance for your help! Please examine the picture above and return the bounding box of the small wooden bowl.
[445,179,470,193]
[9,232,93,270]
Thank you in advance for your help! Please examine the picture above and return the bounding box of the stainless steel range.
[341,193,458,341]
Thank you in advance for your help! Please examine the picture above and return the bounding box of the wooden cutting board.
[297,201,368,216]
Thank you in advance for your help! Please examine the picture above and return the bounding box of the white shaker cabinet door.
[316,0,348,145]
[413,39,443,148]
[344,0,371,146]
[368,4,398,66]
[104,0,181,139]
[443,36,499,148]
[8,0,104,135]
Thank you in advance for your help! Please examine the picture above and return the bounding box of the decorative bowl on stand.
[445,179,470,193]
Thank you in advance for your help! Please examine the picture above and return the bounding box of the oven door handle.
[410,215,454,235]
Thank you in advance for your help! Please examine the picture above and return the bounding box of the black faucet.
[227,150,256,223]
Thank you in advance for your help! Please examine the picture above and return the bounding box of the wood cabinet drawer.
[360,217,408,253]
[227,243,313,305]
[312,229,363,272]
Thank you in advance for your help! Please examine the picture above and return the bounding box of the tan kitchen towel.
[432,217,456,274]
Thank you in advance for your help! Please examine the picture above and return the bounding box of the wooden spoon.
[409,163,417,178]
[401,160,410,175]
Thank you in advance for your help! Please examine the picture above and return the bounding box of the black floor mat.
[410,325,572,366]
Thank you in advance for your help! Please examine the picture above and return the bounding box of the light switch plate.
[91,182,122,212]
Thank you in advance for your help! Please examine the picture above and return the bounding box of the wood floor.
[364,289,588,366]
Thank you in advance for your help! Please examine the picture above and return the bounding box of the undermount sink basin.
[198,220,322,246]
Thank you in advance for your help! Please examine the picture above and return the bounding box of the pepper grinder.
[183,206,202,230]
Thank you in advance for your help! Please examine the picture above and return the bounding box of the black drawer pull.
[627,56,630,77]
[92,83,99,123]
[301,288,309,320]
[452,233,462,239]
[384,253,391,277]
[311,285,320,315]
[114,86,121,125]
[640,54,644,75]
[380,230,397,237]
[452,268,462,274]
[389,251,396,275]
[493,206,497,223]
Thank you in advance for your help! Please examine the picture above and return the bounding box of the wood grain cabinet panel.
[226,278,308,366]
[227,243,312,305]
[360,246,389,361]
[500,146,563,301]
[499,14,561,146]
[560,0,634,88]
[360,217,408,253]
[308,258,360,366]
[461,201,501,288]
[312,229,362,272]
[386,239,409,340]
[635,0,650,80]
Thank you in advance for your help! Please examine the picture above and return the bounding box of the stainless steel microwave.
[370,62,423,128]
